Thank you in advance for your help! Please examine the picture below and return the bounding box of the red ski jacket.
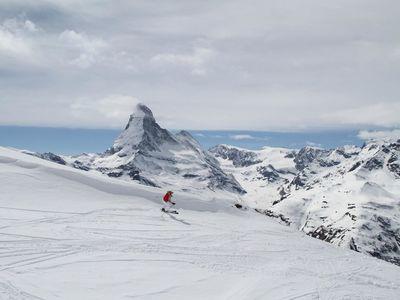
[163,192,173,202]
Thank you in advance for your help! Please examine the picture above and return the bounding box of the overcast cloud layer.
[0,0,399,131]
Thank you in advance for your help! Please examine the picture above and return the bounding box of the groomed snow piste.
[1,146,399,299]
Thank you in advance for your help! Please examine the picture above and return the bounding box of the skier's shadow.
[166,213,191,225]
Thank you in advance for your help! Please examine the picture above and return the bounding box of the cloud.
[321,102,400,128]
[0,18,36,59]
[0,17,121,73]
[59,30,107,68]
[230,134,256,140]
[358,129,400,142]
[70,95,139,127]
[23,20,38,32]
[1,1,400,131]
[0,17,113,70]
[3,18,38,33]
[306,141,322,148]
[229,134,269,141]
[151,47,215,75]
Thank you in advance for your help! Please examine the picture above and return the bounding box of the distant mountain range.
[211,141,400,266]
[28,104,400,266]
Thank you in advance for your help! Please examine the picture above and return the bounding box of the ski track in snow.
[1,147,400,299]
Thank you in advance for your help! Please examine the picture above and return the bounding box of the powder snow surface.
[0,147,399,299]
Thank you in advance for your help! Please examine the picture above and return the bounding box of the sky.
[0,0,400,132]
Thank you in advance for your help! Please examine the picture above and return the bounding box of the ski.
[161,208,179,214]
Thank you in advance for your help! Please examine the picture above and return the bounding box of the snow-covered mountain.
[1,146,400,299]
[28,104,399,267]
[34,104,245,196]
[210,140,400,266]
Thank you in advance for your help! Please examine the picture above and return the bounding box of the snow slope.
[1,146,400,299]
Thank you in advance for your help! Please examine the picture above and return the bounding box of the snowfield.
[1,146,400,299]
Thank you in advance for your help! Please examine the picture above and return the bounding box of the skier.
[162,191,176,213]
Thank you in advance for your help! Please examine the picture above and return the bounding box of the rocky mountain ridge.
[211,140,400,266]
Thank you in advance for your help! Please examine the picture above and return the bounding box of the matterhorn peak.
[110,103,177,154]
[124,103,155,130]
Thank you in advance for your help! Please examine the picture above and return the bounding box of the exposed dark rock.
[117,161,138,171]
[273,188,289,205]
[128,169,158,187]
[381,146,391,154]
[128,169,140,180]
[73,161,90,171]
[388,154,398,164]
[344,212,357,221]
[284,151,297,159]
[387,154,400,177]
[376,215,391,228]
[349,161,362,172]
[234,203,248,210]
[347,203,356,209]
[256,165,280,182]
[107,172,123,178]
[138,116,178,152]
[207,166,247,194]
[291,174,306,189]
[255,208,291,225]
[294,147,329,171]
[388,163,400,177]
[318,159,340,168]
[335,148,358,159]
[389,141,400,151]
[349,238,360,252]
[308,226,347,243]
[209,145,262,167]
[358,215,400,266]
[361,223,372,231]
[368,144,378,151]
[183,174,200,178]
[363,157,384,170]
[35,152,66,165]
